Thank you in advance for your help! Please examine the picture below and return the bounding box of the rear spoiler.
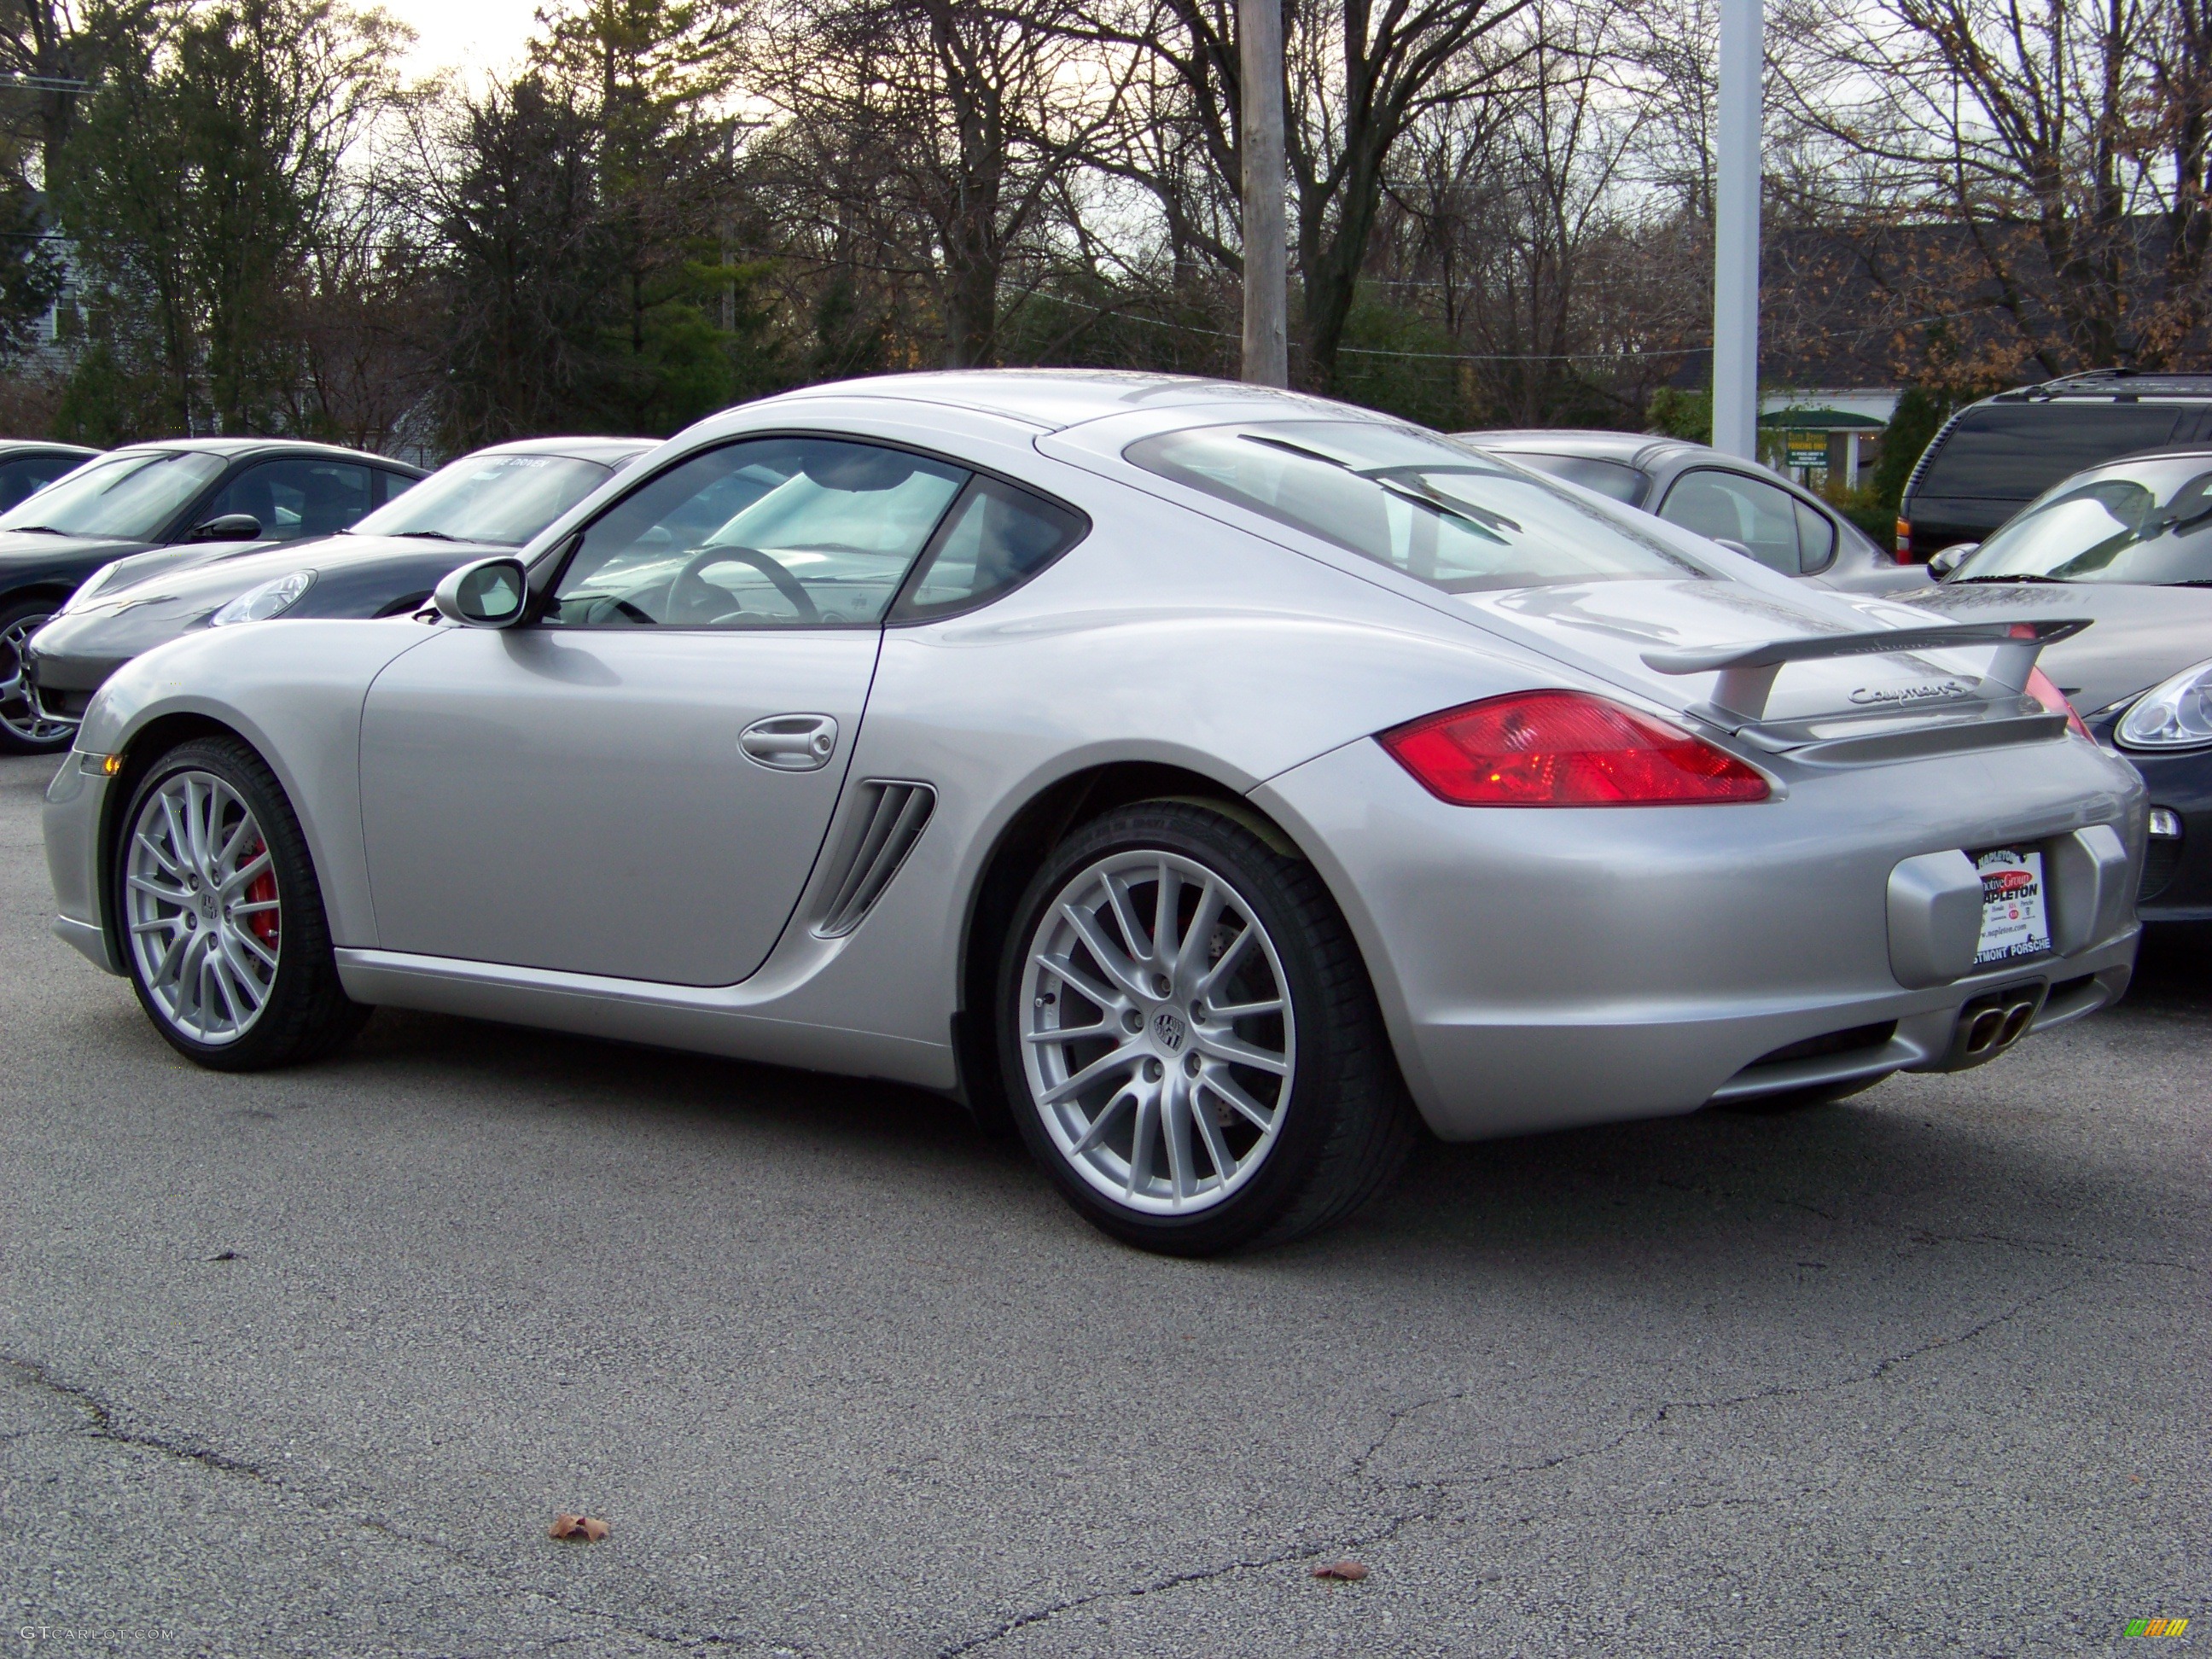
[1641,619,2091,722]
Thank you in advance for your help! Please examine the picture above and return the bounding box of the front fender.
[83,620,439,950]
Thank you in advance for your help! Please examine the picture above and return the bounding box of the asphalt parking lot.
[1,749,2206,1658]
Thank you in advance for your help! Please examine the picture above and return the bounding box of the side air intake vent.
[815,782,935,938]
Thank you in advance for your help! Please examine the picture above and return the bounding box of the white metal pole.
[1240,0,1288,387]
[1711,0,1762,459]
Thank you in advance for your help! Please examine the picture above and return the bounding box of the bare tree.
[752,0,1139,368]
[1776,0,2200,372]
[1079,0,1537,393]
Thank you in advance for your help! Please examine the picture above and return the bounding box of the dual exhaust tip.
[1953,985,2045,1066]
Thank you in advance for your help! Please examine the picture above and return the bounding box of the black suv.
[1897,370,2212,562]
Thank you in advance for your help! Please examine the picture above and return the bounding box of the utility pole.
[1710,0,1761,460]
[1239,0,1287,387]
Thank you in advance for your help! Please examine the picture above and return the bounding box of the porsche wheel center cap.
[1151,1009,1188,1052]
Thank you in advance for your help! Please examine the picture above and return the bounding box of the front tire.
[117,736,368,1070]
[0,598,75,754]
[999,800,1417,1254]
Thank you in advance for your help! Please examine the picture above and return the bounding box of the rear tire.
[998,800,1417,1254]
[0,597,74,754]
[117,735,369,1070]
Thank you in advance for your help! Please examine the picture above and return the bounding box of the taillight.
[2025,667,2091,740]
[1895,516,1912,562]
[1379,691,1771,806]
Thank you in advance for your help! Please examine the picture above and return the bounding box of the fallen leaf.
[549,1513,609,1541]
[1312,1560,1367,1581]
[206,1251,240,1262]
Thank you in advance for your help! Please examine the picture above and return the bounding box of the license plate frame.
[1972,847,2051,968]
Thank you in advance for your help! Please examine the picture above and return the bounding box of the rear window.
[1500,452,1650,505]
[1126,421,1701,593]
[1915,404,2194,501]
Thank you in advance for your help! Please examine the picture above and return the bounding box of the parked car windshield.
[1128,421,1702,592]
[1952,457,2212,585]
[350,451,612,545]
[0,450,224,539]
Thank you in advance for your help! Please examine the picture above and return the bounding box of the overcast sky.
[386,0,544,86]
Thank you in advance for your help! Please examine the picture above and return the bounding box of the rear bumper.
[1254,732,2145,1141]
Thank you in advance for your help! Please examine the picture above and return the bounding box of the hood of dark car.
[1907,580,2212,715]
[0,531,154,577]
[73,538,281,602]
[29,534,507,690]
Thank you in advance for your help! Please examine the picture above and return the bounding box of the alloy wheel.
[0,610,73,746]
[124,770,282,1045]
[1019,849,1296,1214]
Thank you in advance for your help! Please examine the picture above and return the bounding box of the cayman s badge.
[1848,679,1974,707]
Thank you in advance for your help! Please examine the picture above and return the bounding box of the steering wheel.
[666,544,818,624]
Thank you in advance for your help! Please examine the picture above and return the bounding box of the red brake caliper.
[242,837,279,951]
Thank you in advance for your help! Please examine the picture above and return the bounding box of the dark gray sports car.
[27,436,654,730]
[0,438,422,751]
[1910,445,2212,923]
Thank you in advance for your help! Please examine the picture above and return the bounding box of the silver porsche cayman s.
[43,372,2146,1253]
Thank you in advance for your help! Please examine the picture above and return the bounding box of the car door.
[358,434,971,987]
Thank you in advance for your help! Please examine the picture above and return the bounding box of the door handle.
[739,713,839,771]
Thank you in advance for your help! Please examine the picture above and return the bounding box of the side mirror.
[1929,543,1978,579]
[433,556,529,628]
[189,512,261,542]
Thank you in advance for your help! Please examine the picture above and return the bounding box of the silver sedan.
[43,373,2147,1253]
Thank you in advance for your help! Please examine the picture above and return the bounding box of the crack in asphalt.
[934,1285,2064,1656]
[931,1521,1426,1659]
[0,1352,806,1657]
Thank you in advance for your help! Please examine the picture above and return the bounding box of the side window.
[1658,469,1803,575]
[207,457,376,541]
[894,476,1086,619]
[0,455,75,512]
[547,437,969,628]
[375,469,418,506]
[1794,499,1837,572]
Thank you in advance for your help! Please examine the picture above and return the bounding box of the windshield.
[1126,421,1702,593]
[1953,457,2212,585]
[349,451,613,544]
[0,451,224,539]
